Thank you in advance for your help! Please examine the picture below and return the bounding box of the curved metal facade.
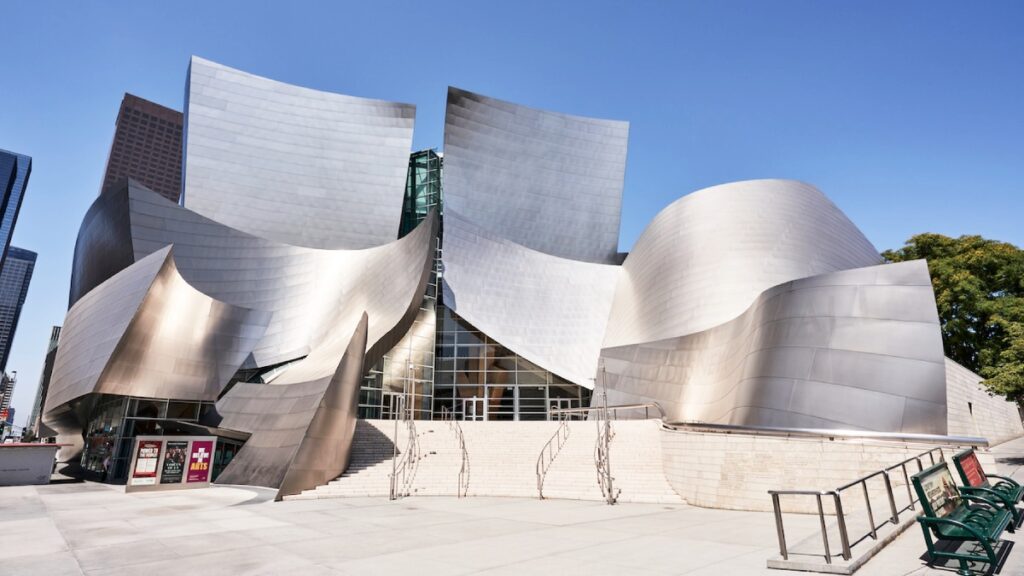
[213,212,437,496]
[442,209,620,387]
[601,260,948,434]
[184,56,415,249]
[443,87,628,264]
[43,246,272,457]
[46,57,996,494]
[604,179,883,348]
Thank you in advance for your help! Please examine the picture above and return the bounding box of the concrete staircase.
[286,418,682,504]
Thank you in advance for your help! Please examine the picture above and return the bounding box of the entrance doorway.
[456,397,485,421]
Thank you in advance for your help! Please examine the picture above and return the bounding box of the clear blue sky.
[1,1,1022,427]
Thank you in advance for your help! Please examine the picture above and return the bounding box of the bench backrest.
[912,462,961,518]
[952,449,990,488]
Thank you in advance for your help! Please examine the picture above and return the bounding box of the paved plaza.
[2,440,1024,576]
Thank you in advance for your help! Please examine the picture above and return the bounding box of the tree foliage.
[883,233,1024,402]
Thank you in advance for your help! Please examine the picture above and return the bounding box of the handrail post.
[902,463,915,510]
[816,494,832,564]
[861,480,877,539]
[772,493,788,560]
[833,492,852,561]
[882,471,899,524]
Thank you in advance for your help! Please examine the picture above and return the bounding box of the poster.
[186,440,214,483]
[920,468,960,517]
[961,453,988,487]
[160,441,188,484]
[130,440,163,486]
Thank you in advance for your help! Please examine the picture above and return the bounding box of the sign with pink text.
[186,440,213,483]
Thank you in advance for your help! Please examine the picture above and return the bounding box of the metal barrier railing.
[536,412,571,499]
[594,412,618,505]
[665,421,988,447]
[548,402,666,421]
[769,447,946,564]
[389,414,420,500]
[441,406,470,498]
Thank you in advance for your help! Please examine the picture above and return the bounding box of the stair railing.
[389,409,421,500]
[453,415,469,497]
[535,411,571,499]
[441,406,470,497]
[594,364,618,505]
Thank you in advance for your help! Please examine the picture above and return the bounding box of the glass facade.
[359,149,590,421]
[78,395,241,483]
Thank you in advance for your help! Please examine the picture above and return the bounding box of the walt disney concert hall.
[43,57,1022,502]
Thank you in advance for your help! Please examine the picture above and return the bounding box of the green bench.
[952,448,1024,528]
[911,462,1012,575]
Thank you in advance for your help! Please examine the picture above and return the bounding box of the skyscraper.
[100,93,184,203]
[27,326,60,439]
[0,246,36,373]
[0,149,31,273]
[0,372,15,426]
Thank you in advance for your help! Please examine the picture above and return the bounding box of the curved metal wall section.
[601,260,949,434]
[604,179,883,348]
[67,180,135,308]
[44,246,271,414]
[183,56,415,249]
[442,209,619,388]
[212,213,438,497]
[443,87,628,264]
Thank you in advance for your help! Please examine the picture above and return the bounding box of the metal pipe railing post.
[861,481,877,539]
[816,494,832,564]
[882,472,899,524]
[772,493,788,560]
[833,492,852,561]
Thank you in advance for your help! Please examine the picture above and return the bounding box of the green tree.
[883,233,1024,402]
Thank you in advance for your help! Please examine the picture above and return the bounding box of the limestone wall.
[945,358,1023,445]
[659,428,987,514]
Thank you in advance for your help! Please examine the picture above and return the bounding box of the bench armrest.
[986,474,1021,488]
[917,515,988,542]
[961,494,1002,511]
[961,486,1014,505]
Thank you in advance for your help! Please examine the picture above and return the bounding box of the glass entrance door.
[382,392,404,420]
[549,398,582,420]
[456,397,485,421]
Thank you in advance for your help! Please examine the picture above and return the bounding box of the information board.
[125,436,218,492]
[130,440,163,486]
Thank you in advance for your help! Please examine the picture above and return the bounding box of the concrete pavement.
[2,438,1024,576]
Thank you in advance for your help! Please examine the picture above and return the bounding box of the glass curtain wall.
[79,395,216,482]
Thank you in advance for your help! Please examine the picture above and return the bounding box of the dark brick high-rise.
[101,93,183,203]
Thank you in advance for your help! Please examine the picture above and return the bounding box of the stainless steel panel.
[212,213,438,497]
[44,246,271,414]
[443,87,628,264]
[441,209,619,387]
[604,180,883,348]
[183,56,415,249]
[601,260,949,434]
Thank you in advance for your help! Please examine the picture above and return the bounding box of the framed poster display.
[125,436,218,492]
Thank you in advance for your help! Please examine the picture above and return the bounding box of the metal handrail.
[440,406,471,498]
[665,421,988,447]
[594,415,618,504]
[389,417,420,500]
[769,448,948,564]
[593,366,618,505]
[536,412,571,499]
[549,402,666,420]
